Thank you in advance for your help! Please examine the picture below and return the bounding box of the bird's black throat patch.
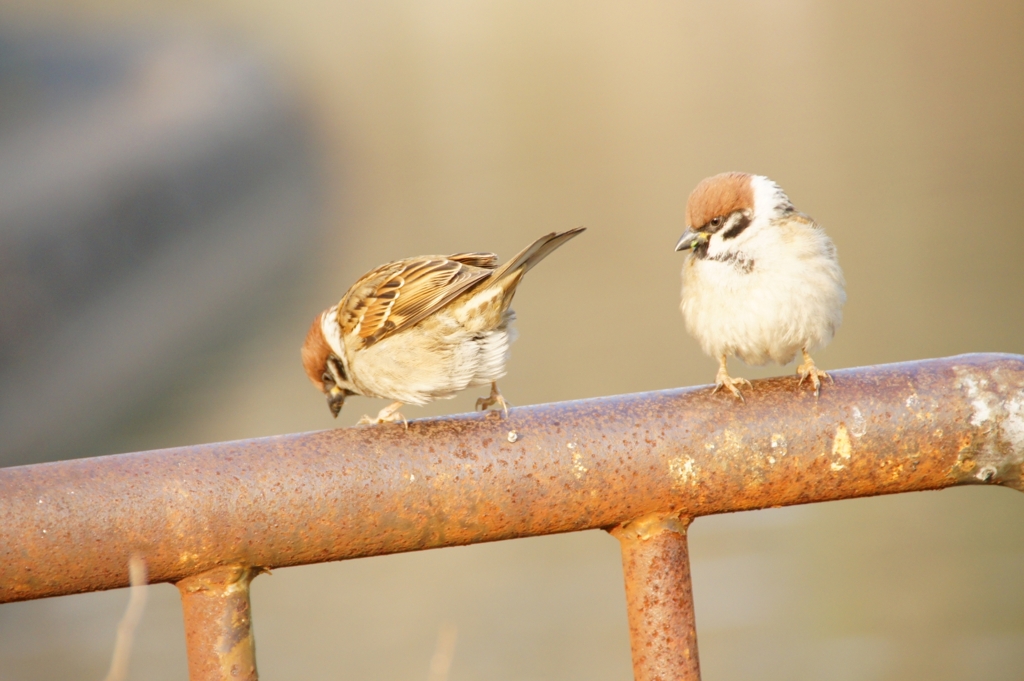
[692,238,710,259]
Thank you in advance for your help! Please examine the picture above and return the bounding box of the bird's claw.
[797,369,830,397]
[714,373,751,402]
[476,383,510,417]
[359,402,407,427]
[797,352,830,397]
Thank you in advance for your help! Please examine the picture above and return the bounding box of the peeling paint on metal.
[976,465,997,482]
[718,430,747,458]
[572,451,588,479]
[952,363,1024,490]
[770,433,788,457]
[958,372,1000,430]
[1001,393,1024,454]
[830,424,853,471]
[850,407,867,437]
[668,457,696,488]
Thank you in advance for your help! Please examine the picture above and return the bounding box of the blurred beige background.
[2,1,1023,680]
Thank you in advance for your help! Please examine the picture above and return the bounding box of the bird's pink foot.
[713,356,751,402]
[476,382,510,417]
[796,349,831,397]
[359,401,407,426]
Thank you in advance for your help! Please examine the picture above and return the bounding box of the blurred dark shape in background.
[0,28,322,466]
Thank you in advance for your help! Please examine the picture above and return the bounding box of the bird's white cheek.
[321,308,345,357]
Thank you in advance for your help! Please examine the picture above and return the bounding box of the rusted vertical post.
[177,565,261,681]
[612,514,700,681]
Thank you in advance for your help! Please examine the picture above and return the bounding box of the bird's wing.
[338,257,491,347]
[447,252,499,268]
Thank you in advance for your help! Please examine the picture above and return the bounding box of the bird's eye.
[321,371,334,386]
[710,216,723,228]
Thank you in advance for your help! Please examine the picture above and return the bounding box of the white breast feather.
[681,220,845,366]
[347,309,516,404]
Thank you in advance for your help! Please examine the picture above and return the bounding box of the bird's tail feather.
[491,227,585,283]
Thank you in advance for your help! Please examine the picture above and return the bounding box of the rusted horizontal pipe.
[2,353,1023,603]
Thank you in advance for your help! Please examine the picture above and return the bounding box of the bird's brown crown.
[301,313,331,392]
[685,172,754,229]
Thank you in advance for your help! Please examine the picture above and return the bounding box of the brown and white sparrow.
[675,172,845,399]
[302,227,585,423]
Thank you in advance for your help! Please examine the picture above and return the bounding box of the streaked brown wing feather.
[448,252,498,268]
[338,257,491,347]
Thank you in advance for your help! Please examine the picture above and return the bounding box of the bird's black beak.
[675,228,705,252]
[327,388,346,418]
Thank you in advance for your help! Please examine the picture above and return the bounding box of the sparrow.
[675,172,845,399]
[302,227,585,424]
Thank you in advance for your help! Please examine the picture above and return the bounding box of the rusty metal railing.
[2,353,1023,680]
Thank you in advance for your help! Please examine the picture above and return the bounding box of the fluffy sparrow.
[675,172,845,399]
[302,227,585,423]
